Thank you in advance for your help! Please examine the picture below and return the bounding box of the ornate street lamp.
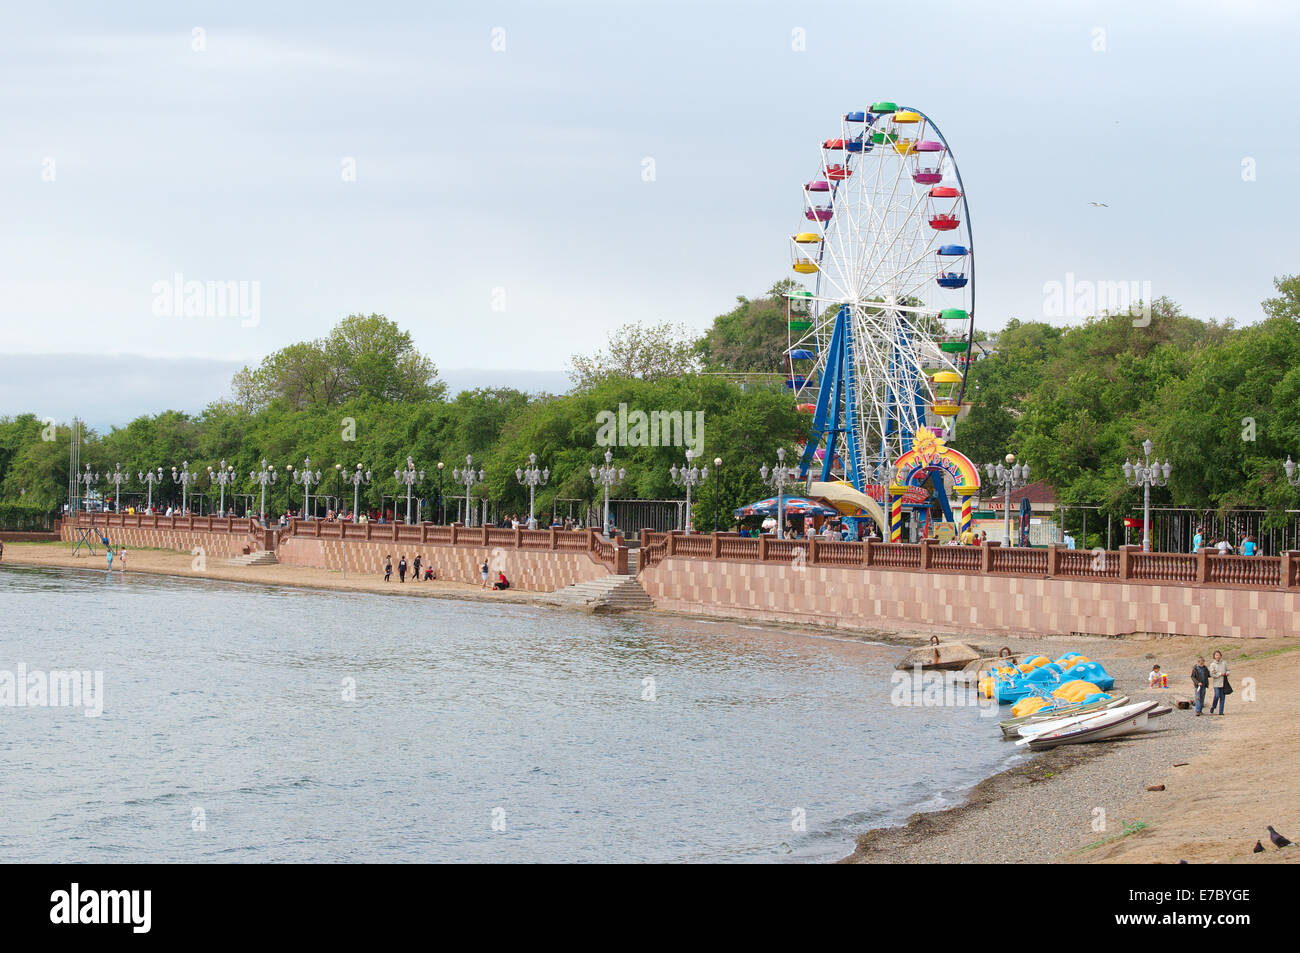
[760,447,799,538]
[1284,456,1300,488]
[1122,439,1170,552]
[171,461,198,514]
[107,463,129,512]
[452,456,484,527]
[293,457,322,519]
[77,463,100,513]
[515,453,549,528]
[249,459,278,524]
[713,457,723,533]
[984,453,1030,547]
[395,456,425,524]
[207,459,236,516]
[347,464,372,521]
[138,466,164,512]
[669,450,709,534]
[590,449,626,537]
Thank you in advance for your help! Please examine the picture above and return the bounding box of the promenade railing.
[66,513,628,573]
[637,530,1300,592]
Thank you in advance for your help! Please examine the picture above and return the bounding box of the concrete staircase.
[227,549,279,567]
[546,574,654,612]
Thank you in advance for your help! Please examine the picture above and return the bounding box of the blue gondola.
[937,272,968,289]
[937,244,968,257]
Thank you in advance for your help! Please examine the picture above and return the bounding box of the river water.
[0,564,1016,863]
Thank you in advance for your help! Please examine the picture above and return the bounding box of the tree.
[234,314,444,411]
[568,321,700,389]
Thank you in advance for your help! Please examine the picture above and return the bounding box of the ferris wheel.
[785,103,975,497]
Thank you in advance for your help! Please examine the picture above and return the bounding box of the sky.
[2,0,1297,429]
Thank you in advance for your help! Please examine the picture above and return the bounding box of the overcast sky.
[2,0,1297,429]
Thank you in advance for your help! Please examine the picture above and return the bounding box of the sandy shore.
[0,541,564,609]
[6,541,1297,865]
[842,632,1300,865]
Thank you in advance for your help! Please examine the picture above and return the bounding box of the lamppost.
[395,456,425,524]
[669,450,709,534]
[107,463,129,512]
[249,459,278,523]
[984,453,1030,547]
[347,464,372,521]
[516,453,549,528]
[207,459,236,516]
[452,456,484,527]
[138,466,164,512]
[1123,439,1170,552]
[760,447,798,538]
[436,461,445,524]
[77,463,100,513]
[293,457,322,520]
[171,461,198,514]
[590,449,626,537]
[713,457,723,533]
[1283,457,1300,488]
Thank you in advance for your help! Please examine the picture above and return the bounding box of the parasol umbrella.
[734,496,839,519]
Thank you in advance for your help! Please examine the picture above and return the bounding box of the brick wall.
[59,520,260,559]
[276,536,611,591]
[640,556,1300,639]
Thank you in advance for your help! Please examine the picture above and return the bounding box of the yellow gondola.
[892,139,917,155]
[792,233,822,244]
[793,259,819,274]
[892,110,922,124]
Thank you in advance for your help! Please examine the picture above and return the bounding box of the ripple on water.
[0,564,1011,863]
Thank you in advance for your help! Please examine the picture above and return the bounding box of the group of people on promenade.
[1148,650,1232,715]
[1192,528,1258,555]
[380,553,511,590]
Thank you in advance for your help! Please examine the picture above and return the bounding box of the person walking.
[480,557,490,589]
[383,555,392,582]
[1191,656,1211,716]
[398,555,407,583]
[119,546,127,572]
[1208,650,1230,715]
[413,553,422,582]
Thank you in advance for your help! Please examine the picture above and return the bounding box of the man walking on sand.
[1191,656,1210,715]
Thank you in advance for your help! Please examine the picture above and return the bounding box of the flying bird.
[1089,202,1109,207]
[1253,840,1265,853]
[1268,825,1293,848]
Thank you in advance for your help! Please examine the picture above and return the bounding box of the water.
[0,564,1016,862]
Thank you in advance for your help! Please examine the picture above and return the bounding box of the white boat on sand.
[1016,700,1162,750]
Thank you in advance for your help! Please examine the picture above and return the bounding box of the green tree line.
[2,276,1299,528]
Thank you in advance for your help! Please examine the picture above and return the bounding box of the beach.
[5,540,1298,865]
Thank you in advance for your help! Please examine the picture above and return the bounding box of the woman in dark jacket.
[1191,657,1210,715]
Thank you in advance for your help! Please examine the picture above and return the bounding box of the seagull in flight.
[1089,202,1109,207]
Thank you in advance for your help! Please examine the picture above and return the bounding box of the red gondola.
[825,164,852,181]
[928,214,960,231]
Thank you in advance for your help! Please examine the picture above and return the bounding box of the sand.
[842,633,1300,865]
[6,541,1298,865]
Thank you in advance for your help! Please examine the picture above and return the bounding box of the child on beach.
[480,558,489,588]
[119,547,127,571]
[384,556,392,582]
[1147,664,1166,688]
